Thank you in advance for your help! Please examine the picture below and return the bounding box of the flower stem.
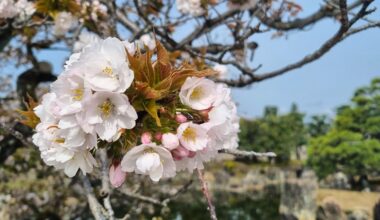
[197,169,218,220]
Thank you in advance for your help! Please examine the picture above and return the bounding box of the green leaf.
[144,100,161,127]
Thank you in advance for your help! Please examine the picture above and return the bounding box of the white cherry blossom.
[15,0,35,20]
[176,0,205,16]
[213,64,228,79]
[34,92,62,123]
[64,53,81,70]
[53,12,78,36]
[0,0,18,19]
[73,32,100,52]
[177,122,208,151]
[175,147,218,172]
[32,116,97,177]
[179,77,217,110]
[203,83,240,150]
[138,34,156,51]
[78,37,134,93]
[120,143,176,182]
[122,40,137,55]
[85,91,137,142]
[50,70,91,116]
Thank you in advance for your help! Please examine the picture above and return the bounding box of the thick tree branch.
[81,175,108,220]
[255,0,362,31]
[222,0,375,87]
[99,149,115,220]
[220,148,277,158]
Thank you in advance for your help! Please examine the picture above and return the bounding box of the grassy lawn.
[317,189,380,217]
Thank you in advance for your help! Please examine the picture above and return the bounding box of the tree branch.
[81,175,108,220]
[222,0,375,87]
[197,169,217,220]
[255,0,362,31]
[220,148,277,158]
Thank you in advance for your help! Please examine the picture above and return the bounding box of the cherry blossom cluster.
[53,1,107,36]
[32,37,137,177]
[31,36,239,185]
[0,0,35,20]
[176,0,206,16]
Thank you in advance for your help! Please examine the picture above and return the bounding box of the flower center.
[72,88,84,101]
[182,127,197,142]
[190,87,204,100]
[99,99,114,118]
[54,138,65,144]
[143,148,156,154]
[102,66,114,77]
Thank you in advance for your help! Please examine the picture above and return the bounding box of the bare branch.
[117,179,193,208]
[118,188,164,207]
[81,175,108,220]
[255,0,362,31]
[339,0,349,29]
[0,122,34,149]
[99,149,115,220]
[116,9,140,34]
[176,9,240,49]
[222,0,375,87]
[220,148,277,158]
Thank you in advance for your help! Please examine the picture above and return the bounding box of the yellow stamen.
[190,87,203,100]
[102,66,114,77]
[144,148,156,154]
[72,88,84,101]
[47,125,59,130]
[99,99,114,118]
[54,138,65,144]
[182,127,197,142]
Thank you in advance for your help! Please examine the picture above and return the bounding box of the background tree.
[239,104,307,162]
[308,115,331,138]
[308,78,380,181]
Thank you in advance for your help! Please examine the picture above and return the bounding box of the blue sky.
[1,1,379,119]
[231,1,380,118]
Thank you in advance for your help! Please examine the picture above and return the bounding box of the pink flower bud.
[171,145,189,160]
[154,132,162,141]
[175,114,187,123]
[162,133,179,150]
[109,162,127,188]
[141,132,152,144]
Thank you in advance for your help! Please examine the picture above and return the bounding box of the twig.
[220,148,277,158]
[222,0,375,87]
[81,175,108,220]
[162,179,193,206]
[118,179,193,208]
[99,148,115,220]
[118,188,164,207]
[0,122,34,148]
[197,169,217,220]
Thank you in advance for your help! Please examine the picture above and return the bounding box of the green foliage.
[307,130,380,178]
[239,104,307,163]
[308,115,331,138]
[308,78,380,178]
